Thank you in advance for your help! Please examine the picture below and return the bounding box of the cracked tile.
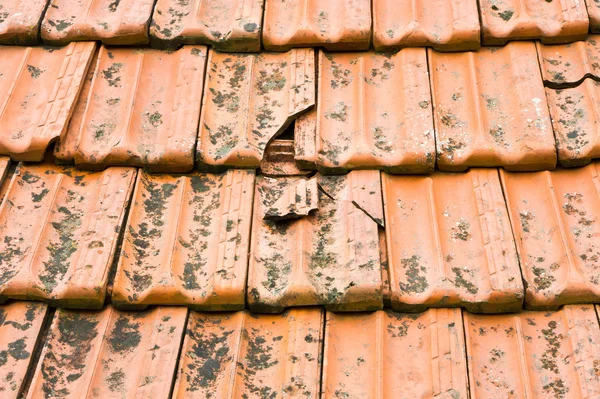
[0,0,47,44]
[537,37,600,86]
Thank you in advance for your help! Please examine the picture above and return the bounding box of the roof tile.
[260,139,311,176]
[588,0,600,33]
[537,37,600,86]
[262,175,318,220]
[0,0,47,45]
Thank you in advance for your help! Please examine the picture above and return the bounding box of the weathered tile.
[41,0,154,45]
[248,171,383,312]
[263,0,371,51]
[173,308,323,398]
[429,43,556,171]
[372,0,480,51]
[322,309,468,398]
[27,305,187,398]
[0,0,47,45]
[260,139,311,177]
[382,169,524,313]
[150,0,264,51]
[112,169,255,310]
[56,45,207,172]
[262,175,318,220]
[501,166,600,308]
[479,0,589,45]
[464,305,600,398]
[537,37,600,86]
[0,42,96,161]
[0,163,136,308]
[589,0,600,33]
[197,49,315,171]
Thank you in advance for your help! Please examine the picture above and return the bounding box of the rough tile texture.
[589,0,600,33]
[537,37,600,86]
[382,170,524,313]
[0,43,96,162]
[0,0,47,45]
[112,169,255,310]
[263,0,371,51]
[150,0,264,51]
[373,0,480,51]
[262,176,318,220]
[323,309,468,398]
[260,139,311,176]
[429,43,556,171]
[248,171,383,312]
[0,163,136,308]
[173,308,324,398]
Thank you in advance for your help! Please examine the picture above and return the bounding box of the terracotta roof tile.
[197,49,315,171]
[0,42,96,161]
[382,169,524,313]
[322,309,468,398]
[262,0,371,51]
[261,175,318,220]
[260,139,311,176]
[0,163,136,308]
[537,37,600,86]
[111,169,255,309]
[0,0,47,45]
[150,0,263,51]
[56,45,207,172]
[429,43,556,171]
[41,0,154,45]
[588,0,600,33]
[248,171,383,312]
[173,308,323,397]
[372,0,480,51]
[464,305,600,398]
[479,0,589,45]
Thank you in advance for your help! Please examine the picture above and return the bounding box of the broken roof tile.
[262,175,318,220]
[465,305,600,398]
[260,139,311,176]
[57,45,207,172]
[262,0,371,51]
[429,43,556,171]
[479,0,589,45]
[248,171,383,312]
[0,0,47,45]
[197,49,315,171]
[537,37,600,86]
[150,0,263,51]
[0,42,96,162]
[111,169,255,310]
[382,169,524,313]
[0,163,136,308]
[41,0,154,45]
[323,309,468,398]
[372,0,480,51]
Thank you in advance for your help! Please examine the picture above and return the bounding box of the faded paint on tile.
[0,0,47,45]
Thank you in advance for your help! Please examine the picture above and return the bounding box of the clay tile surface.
[372,0,480,51]
[56,45,208,172]
[262,0,371,51]
[382,169,524,313]
[112,169,255,310]
[0,302,48,397]
[0,0,47,45]
[260,139,311,176]
[262,175,318,220]
[173,308,323,398]
[478,0,589,45]
[248,171,383,312]
[322,309,468,398]
[197,49,315,171]
[0,163,136,308]
[537,37,600,86]
[464,305,600,398]
[41,0,154,45]
[589,0,600,33]
[0,42,96,162]
[150,0,264,52]
[27,305,187,398]
[429,43,556,171]
[301,49,434,174]
[501,165,600,308]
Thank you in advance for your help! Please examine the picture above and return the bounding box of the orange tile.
[429,43,556,171]
[197,49,315,171]
[382,170,524,313]
[41,0,154,45]
[112,169,255,310]
[322,309,468,398]
[0,163,136,308]
[479,0,589,45]
[0,42,96,162]
[56,45,207,172]
[379,228,391,307]
[263,0,371,51]
[260,139,311,177]
[27,305,187,398]
[294,109,318,169]
[589,1,600,33]
[501,165,600,308]
[0,0,47,45]
[373,0,480,51]
[465,305,600,398]
[261,175,318,220]
[248,171,383,312]
[173,308,323,398]
[537,37,600,86]
[150,0,263,51]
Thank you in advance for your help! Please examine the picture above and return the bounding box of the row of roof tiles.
[1,302,599,398]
